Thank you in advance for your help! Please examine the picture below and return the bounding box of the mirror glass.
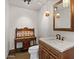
[55,3,70,28]
[53,0,74,31]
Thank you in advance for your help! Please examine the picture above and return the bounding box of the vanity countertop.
[39,38,74,52]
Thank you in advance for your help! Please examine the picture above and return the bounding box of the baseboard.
[8,49,15,55]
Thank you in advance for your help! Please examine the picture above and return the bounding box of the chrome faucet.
[56,34,61,40]
[56,34,64,41]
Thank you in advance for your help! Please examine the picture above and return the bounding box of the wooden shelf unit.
[15,27,36,52]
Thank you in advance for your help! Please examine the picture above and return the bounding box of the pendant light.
[24,0,31,4]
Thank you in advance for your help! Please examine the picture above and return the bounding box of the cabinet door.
[39,48,50,59]
[49,52,58,59]
[23,40,30,49]
[49,55,57,59]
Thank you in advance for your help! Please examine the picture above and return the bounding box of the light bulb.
[44,11,50,16]
[56,13,60,18]
[63,0,70,8]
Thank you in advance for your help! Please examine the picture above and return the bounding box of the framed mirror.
[53,0,74,31]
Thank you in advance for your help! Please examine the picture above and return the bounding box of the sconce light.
[63,0,70,8]
[56,13,60,18]
[44,11,50,17]
[54,7,57,11]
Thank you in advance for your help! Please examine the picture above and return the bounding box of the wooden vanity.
[39,40,74,59]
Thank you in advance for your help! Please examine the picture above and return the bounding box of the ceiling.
[9,0,57,11]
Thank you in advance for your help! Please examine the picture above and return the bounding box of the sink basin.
[39,37,74,52]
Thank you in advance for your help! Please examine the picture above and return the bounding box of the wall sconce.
[56,13,60,19]
[44,11,50,17]
[54,7,57,11]
[63,0,70,8]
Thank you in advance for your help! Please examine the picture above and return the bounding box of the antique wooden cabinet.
[15,27,36,52]
[39,40,74,59]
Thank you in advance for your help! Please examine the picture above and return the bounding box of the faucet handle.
[62,37,64,41]
[56,34,61,40]
[56,34,58,39]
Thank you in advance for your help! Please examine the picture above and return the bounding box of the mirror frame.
[53,0,74,32]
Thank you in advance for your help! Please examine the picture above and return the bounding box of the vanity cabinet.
[40,48,50,59]
[39,40,74,59]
